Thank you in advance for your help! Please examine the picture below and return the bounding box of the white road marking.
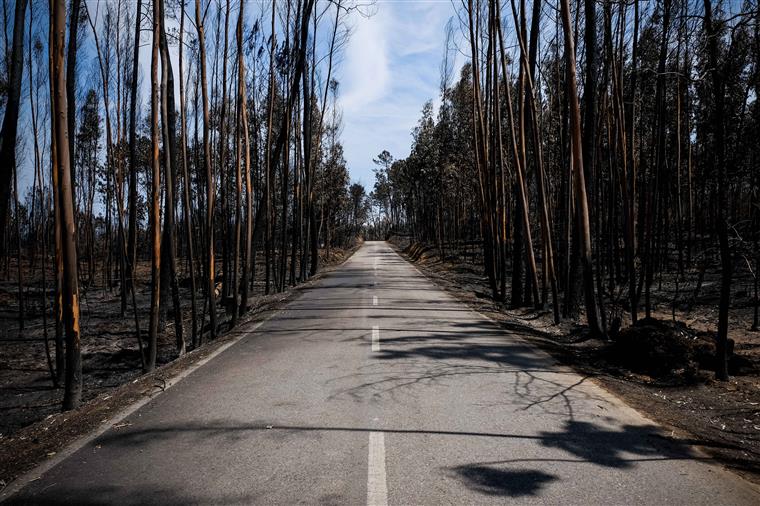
[372,325,380,352]
[367,432,388,506]
[373,296,378,306]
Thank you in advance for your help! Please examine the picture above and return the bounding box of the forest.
[0,0,371,425]
[371,0,759,382]
[0,0,758,464]
[2,0,760,498]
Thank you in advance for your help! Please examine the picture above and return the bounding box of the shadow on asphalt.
[7,420,720,503]
[102,417,696,456]
[89,419,699,468]
[448,466,559,497]
[4,485,256,505]
[79,419,710,501]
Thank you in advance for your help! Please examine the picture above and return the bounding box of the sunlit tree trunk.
[51,0,83,409]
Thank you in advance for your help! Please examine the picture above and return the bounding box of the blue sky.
[335,0,459,191]
[14,0,460,196]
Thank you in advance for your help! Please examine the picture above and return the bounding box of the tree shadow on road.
[443,418,719,497]
[448,465,558,497]
[538,420,688,468]
[4,483,257,506]
[92,418,705,469]
[28,418,732,502]
[325,321,606,419]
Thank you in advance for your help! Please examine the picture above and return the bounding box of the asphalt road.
[5,241,759,505]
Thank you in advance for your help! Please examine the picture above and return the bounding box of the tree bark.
[126,0,143,292]
[66,0,81,207]
[238,0,253,316]
[559,0,604,338]
[0,0,28,256]
[157,0,184,354]
[178,0,198,348]
[196,0,217,341]
[702,0,731,380]
[51,0,83,410]
[146,0,162,372]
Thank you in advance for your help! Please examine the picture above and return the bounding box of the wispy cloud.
[337,1,456,189]
[340,8,391,113]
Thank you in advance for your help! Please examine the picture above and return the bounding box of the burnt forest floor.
[0,243,360,490]
[390,236,760,486]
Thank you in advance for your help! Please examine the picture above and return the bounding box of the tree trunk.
[559,0,604,338]
[157,0,184,354]
[51,0,83,410]
[0,0,27,255]
[146,0,162,372]
[238,0,253,316]
[178,0,198,348]
[195,0,217,341]
[66,0,81,208]
[126,0,143,291]
[702,0,731,380]
[218,0,232,307]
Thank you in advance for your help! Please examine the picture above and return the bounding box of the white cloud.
[338,1,457,189]
[340,9,391,113]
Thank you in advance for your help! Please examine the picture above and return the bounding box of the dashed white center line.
[367,432,388,506]
[373,296,378,306]
[372,325,380,352]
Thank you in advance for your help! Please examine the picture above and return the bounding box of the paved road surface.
[5,242,758,505]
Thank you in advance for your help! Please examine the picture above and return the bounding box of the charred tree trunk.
[126,0,143,291]
[559,0,604,338]
[157,0,184,354]
[51,0,83,410]
[196,0,217,341]
[0,0,27,255]
[146,0,162,372]
[703,0,731,380]
[238,0,253,316]
[178,0,198,347]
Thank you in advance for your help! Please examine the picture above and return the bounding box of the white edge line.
[0,311,280,501]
